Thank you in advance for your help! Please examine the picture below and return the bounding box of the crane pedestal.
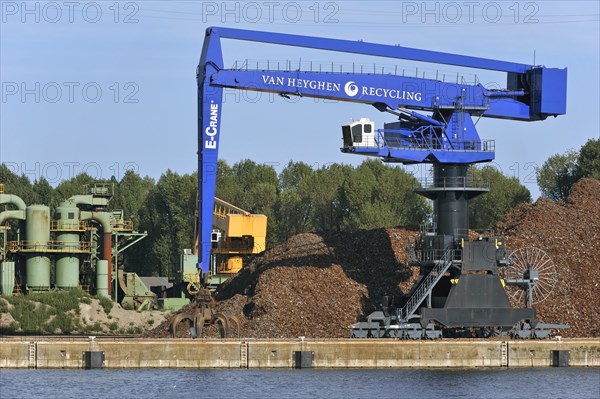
[352,163,543,338]
[413,164,536,332]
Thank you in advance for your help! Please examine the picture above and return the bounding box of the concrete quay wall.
[1,338,598,369]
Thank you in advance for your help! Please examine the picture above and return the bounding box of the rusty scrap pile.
[149,178,599,339]
[497,178,600,337]
[215,229,419,338]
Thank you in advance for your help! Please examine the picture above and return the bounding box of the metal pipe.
[0,210,26,225]
[79,211,112,234]
[0,194,27,211]
[80,211,113,296]
[410,111,445,127]
[59,195,108,208]
[103,232,113,296]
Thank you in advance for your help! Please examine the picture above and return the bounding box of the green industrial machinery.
[24,205,52,291]
[0,183,148,307]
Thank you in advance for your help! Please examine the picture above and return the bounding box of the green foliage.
[577,138,600,179]
[45,312,81,334]
[133,169,197,276]
[85,322,103,333]
[6,296,54,333]
[272,160,429,240]
[110,170,155,228]
[337,160,428,231]
[107,321,118,331]
[32,177,53,205]
[28,288,84,315]
[97,296,113,314]
[537,150,581,201]
[3,289,89,334]
[126,326,143,335]
[0,164,37,205]
[0,298,9,313]
[469,167,531,229]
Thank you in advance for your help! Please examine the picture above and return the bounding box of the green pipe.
[60,195,108,208]
[79,211,112,233]
[0,194,27,211]
[0,210,26,225]
[0,194,27,224]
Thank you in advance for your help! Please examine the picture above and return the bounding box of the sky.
[1,0,599,199]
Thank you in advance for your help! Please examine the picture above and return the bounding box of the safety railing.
[399,249,454,321]
[416,175,490,190]
[50,220,88,232]
[454,228,495,240]
[111,219,134,231]
[347,134,378,148]
[230,59,480,85]
[415,249,462,264]
[213,197,250,219]
[419,215,437,235]
[83,183,114,197]
[8,240,92,253]
[377,130,495,154]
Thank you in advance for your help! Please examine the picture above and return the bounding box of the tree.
[469,166,531,229]
[0,163,36,205]
[110,170,155,228]
[577,138,600,179]
[339,160,428,230]
[307,163,350,232]
[229,159,278,212]
[215,160,242,203]
[32,177,53,205]
[134,170,197,276]
[274,161,315,241]
[537,150,581,201]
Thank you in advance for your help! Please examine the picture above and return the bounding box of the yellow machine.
[186,196,267,292]
[208,197,267,274]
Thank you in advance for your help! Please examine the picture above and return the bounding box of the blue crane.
[197,27,567,338]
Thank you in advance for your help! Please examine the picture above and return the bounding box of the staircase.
[399,249,453,322]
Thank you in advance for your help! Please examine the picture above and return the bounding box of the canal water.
[0,368,598,398]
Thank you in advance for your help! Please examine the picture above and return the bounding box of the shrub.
[97,296,113,314]
[80,297,92,305]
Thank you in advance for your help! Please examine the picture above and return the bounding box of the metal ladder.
[399,249,453,321]
[28,342,36,369]
[501,341,508,367]
[240,341,248,368]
